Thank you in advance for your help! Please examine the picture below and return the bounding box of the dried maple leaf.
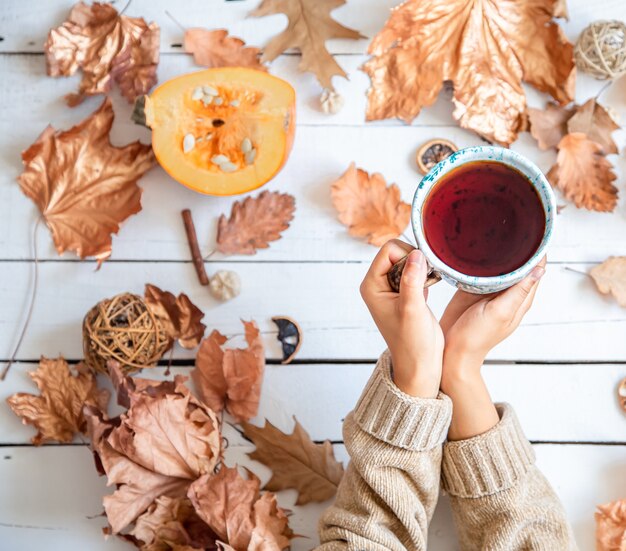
[184,29,266,71]
[241,418,344,505]
[547,133,618,212]
[596,499,626,551]
[250,0,364,90]
[85,367,221,534]
[188,466,291,551]
[216,191,295,255]
[18,98,155,264]
[192,321,265,422]
[590,257,626,308]
[331,162,411,246]
[527,103,575,150]
[7,356,109,445]
[144,284,206,349]
[363,0,575,145]
[45,1,159,105]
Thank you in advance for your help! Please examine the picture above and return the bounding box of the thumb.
[398,250,428,309]
[489,264,545,317]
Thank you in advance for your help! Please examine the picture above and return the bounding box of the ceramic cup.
[388,145,556,294]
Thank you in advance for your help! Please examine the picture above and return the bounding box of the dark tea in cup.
[422,161,545,277]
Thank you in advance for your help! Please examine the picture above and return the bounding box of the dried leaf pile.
[528,99,620,212]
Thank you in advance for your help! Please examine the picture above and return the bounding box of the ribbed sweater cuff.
[441,404,535,498]
[353,350,452,451]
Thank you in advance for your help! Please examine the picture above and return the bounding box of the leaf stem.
[119,0,133,16]
[596,81,612,101]
[563,266,591,278]
[1,217,41,381]
[165,10,187,32]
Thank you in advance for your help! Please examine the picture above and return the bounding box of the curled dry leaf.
[45,1,159,105]
[331,162,411,246]
[85,364,221,534]
[216,191,296,255]
[144,284,206,349]
[6,356,109,445]
[250,0,364,90]
[188,466,292,551]
[363,0,574,145]
[590,257,626,307]
[192,321,265,422]
[547,133,618,212]
[241,418,344,505]
[18,98,155,264]
[596,499,626,551]
[184,29,266,71]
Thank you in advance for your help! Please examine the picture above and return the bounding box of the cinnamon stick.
[181,209,209,286]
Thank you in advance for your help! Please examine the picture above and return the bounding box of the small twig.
[181,209,210,286]
[563,266,591,277]
[119,0,133,15]
[165,10,186,32]
[596,81,613,100]
[1,217,41,381]
[203,249,216,261]
[164,346,174,377]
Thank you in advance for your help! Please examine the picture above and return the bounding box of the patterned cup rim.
[411,146,556,288]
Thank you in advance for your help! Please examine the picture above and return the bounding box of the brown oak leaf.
[144,284,206,349]
[590,257,626,308]
[241,418,344,505]
[7,356,109,445]
[250,0,364,90]
[85,368,221,534]
[192,321,265,422]
[596,499,626,551]
[45,1,159,105]
[18,98,155,264]
[331,162,411,246]
[547,133,618,212]
[363,0,574,145]
[188,467,291,551]
[216,191,295,255]
[184,29,266,71]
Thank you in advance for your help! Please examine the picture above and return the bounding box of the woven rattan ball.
[574,20,626,80]
[83,292,171,375]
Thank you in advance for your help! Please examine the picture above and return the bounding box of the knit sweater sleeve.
[442,404,578,551]
[316,351,452,551]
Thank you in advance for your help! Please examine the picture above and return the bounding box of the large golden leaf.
[241,418,344,505]
[6,356,109,445]
[18,98,155,264]
[250,0,364,90]
[45,1,159,105]
[363,0,574,145]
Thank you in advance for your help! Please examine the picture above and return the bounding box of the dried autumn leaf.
[566,98,619,155]
[331,162,411,246]
[619,378,626,413]
[144,284,206,349]
[527,103,574,150]
[547,133,618,212]
[188,466,291,551]
[596,499,626,551]
[216,191,295,255]
[590,257,626,308]
[184,29,266,71]
[192,321,265,422]
[250,0,364,90]
[7,356,109,445]
[241,418,344,505]
[85,368,221,534]
[45,1,159,105]
[18,98,155,264]
[363,0,575,145]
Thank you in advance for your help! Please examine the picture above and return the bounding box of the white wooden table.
[1,1,626,549]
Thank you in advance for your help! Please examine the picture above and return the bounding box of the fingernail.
[530,266,545,281]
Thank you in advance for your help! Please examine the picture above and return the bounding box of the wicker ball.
[83,292,171,375]
[574,20,626,80]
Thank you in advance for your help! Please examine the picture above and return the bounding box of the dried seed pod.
[415,139,457,174]
[320,89,344,115]
[209,270,241,301]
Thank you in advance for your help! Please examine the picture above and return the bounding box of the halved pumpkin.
[137,68,296,196]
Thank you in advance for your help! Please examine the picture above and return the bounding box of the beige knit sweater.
[317,352,577,550]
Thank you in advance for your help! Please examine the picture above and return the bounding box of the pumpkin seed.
[214,97,224,106]
[230,100,240,107]
[183,134,195,153]
[202,95,213,106]
[220,162,238,172]
[203,85,219,96]
[241,138,252,154]
[191,87,203,101]
[211,154,230,165]
[245,148,257,165]
[205,133,213,140]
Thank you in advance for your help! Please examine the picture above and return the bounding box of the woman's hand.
[360,240,444,398]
